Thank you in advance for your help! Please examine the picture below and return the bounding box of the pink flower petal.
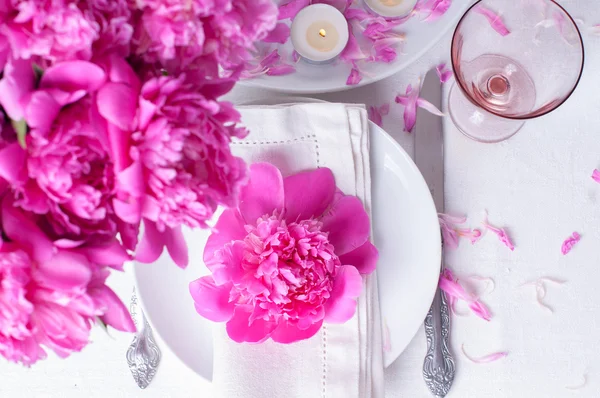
[468,300,491,321]
[438,213,481,249]
[208,241,245,286]
[0,58,35,120]
[226,305,277,343]
[592,169,600,183]
[339,242,378,274]
[461,344,508,364]
[482,212,515,251]
[239,163,284,224]
[346,66,362,86]
[266,64,296,76]
[270,319,323,344]
[395,84,418,132]
[321,195,370,255]
[103,55,141,93]
[90,286,135,332]
[35,251,92,292]
[113,161,144,223]
[41,61,107,93]
[278,0,311,20]
[263,23,290,44]
[135,220,165,265]
[416,97,445,117]
[561,232,581,255]
[439,268,492,321]
[324,265,363,323]
[189,277,235,322]
[340,25,367,63]
[163,226,188,268]
[23,90,61,133]
[283,167,336,222]
[422,0,452,22]
[1,198,54,262]
[435,63,453,83]
[0,143,27,183]
[204,209,247,265]
[473,4,510,36]
[368,103,390,127]
[97,82,137,130]
[77,240,131,270]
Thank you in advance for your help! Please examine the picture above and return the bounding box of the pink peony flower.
[82,0,133,58]
[0,57,141,251]
[0,198,134,366]
[0,0,134,65]
[130,73,248,268]
[190,163,378,344]
[0,0,98,63]
[131,0,278,73]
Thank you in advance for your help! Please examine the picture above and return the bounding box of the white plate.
[239,0,470,94]
[134,119,441,381]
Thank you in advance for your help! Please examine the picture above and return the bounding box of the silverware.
[415,69,455,397]
[126,288,161,389]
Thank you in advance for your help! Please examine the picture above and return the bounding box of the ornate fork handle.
[423,278,455,398]
[126,289,161,389]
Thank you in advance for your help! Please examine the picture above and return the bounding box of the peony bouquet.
[0,0,278,365]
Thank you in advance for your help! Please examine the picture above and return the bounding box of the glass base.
[448,83,525,143]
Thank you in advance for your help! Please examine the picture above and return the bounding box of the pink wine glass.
[449,0,584,143]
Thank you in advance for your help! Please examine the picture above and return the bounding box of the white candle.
[290,4,349,63]
[363,0,418,18]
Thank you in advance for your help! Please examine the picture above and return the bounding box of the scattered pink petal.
[382,318,392,353]
[438,213,481,249]
[473,5,510,36]
[435,63,453,83]
[565,374,588,390]
[346,65,362,86]
[292,51,301,63]
[439,268,492,321]
[422,0,452,22]
[368,103,390,127]
[592,169,600,183]
[461,344,508,364]
[340,24,368,63]
[561,232,581,255]
[395,83,445,132]
[278,0,311,20]
[267,64,296,76]
[244,50,295,78]
[593,24,600,35]
[263,23,291,44]
[482,211,515,251]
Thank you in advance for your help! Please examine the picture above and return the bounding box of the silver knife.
[414,69,455,398]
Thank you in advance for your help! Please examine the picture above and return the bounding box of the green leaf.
[96,317,114,339]
[32,63,44,84]
[160,69,168,76]
[11,119,27,149]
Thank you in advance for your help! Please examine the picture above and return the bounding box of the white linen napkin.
[211,103,384,398]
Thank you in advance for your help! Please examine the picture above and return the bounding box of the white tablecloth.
[1,1,599,396]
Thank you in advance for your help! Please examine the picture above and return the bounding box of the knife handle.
[423,270,455,398]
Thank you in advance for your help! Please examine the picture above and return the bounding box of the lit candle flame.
[319,29,327,38]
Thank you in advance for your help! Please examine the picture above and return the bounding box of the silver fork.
[126,288,161,389]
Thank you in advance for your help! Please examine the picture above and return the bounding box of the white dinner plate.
[134,113,441,381]
[239,0,470,94]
